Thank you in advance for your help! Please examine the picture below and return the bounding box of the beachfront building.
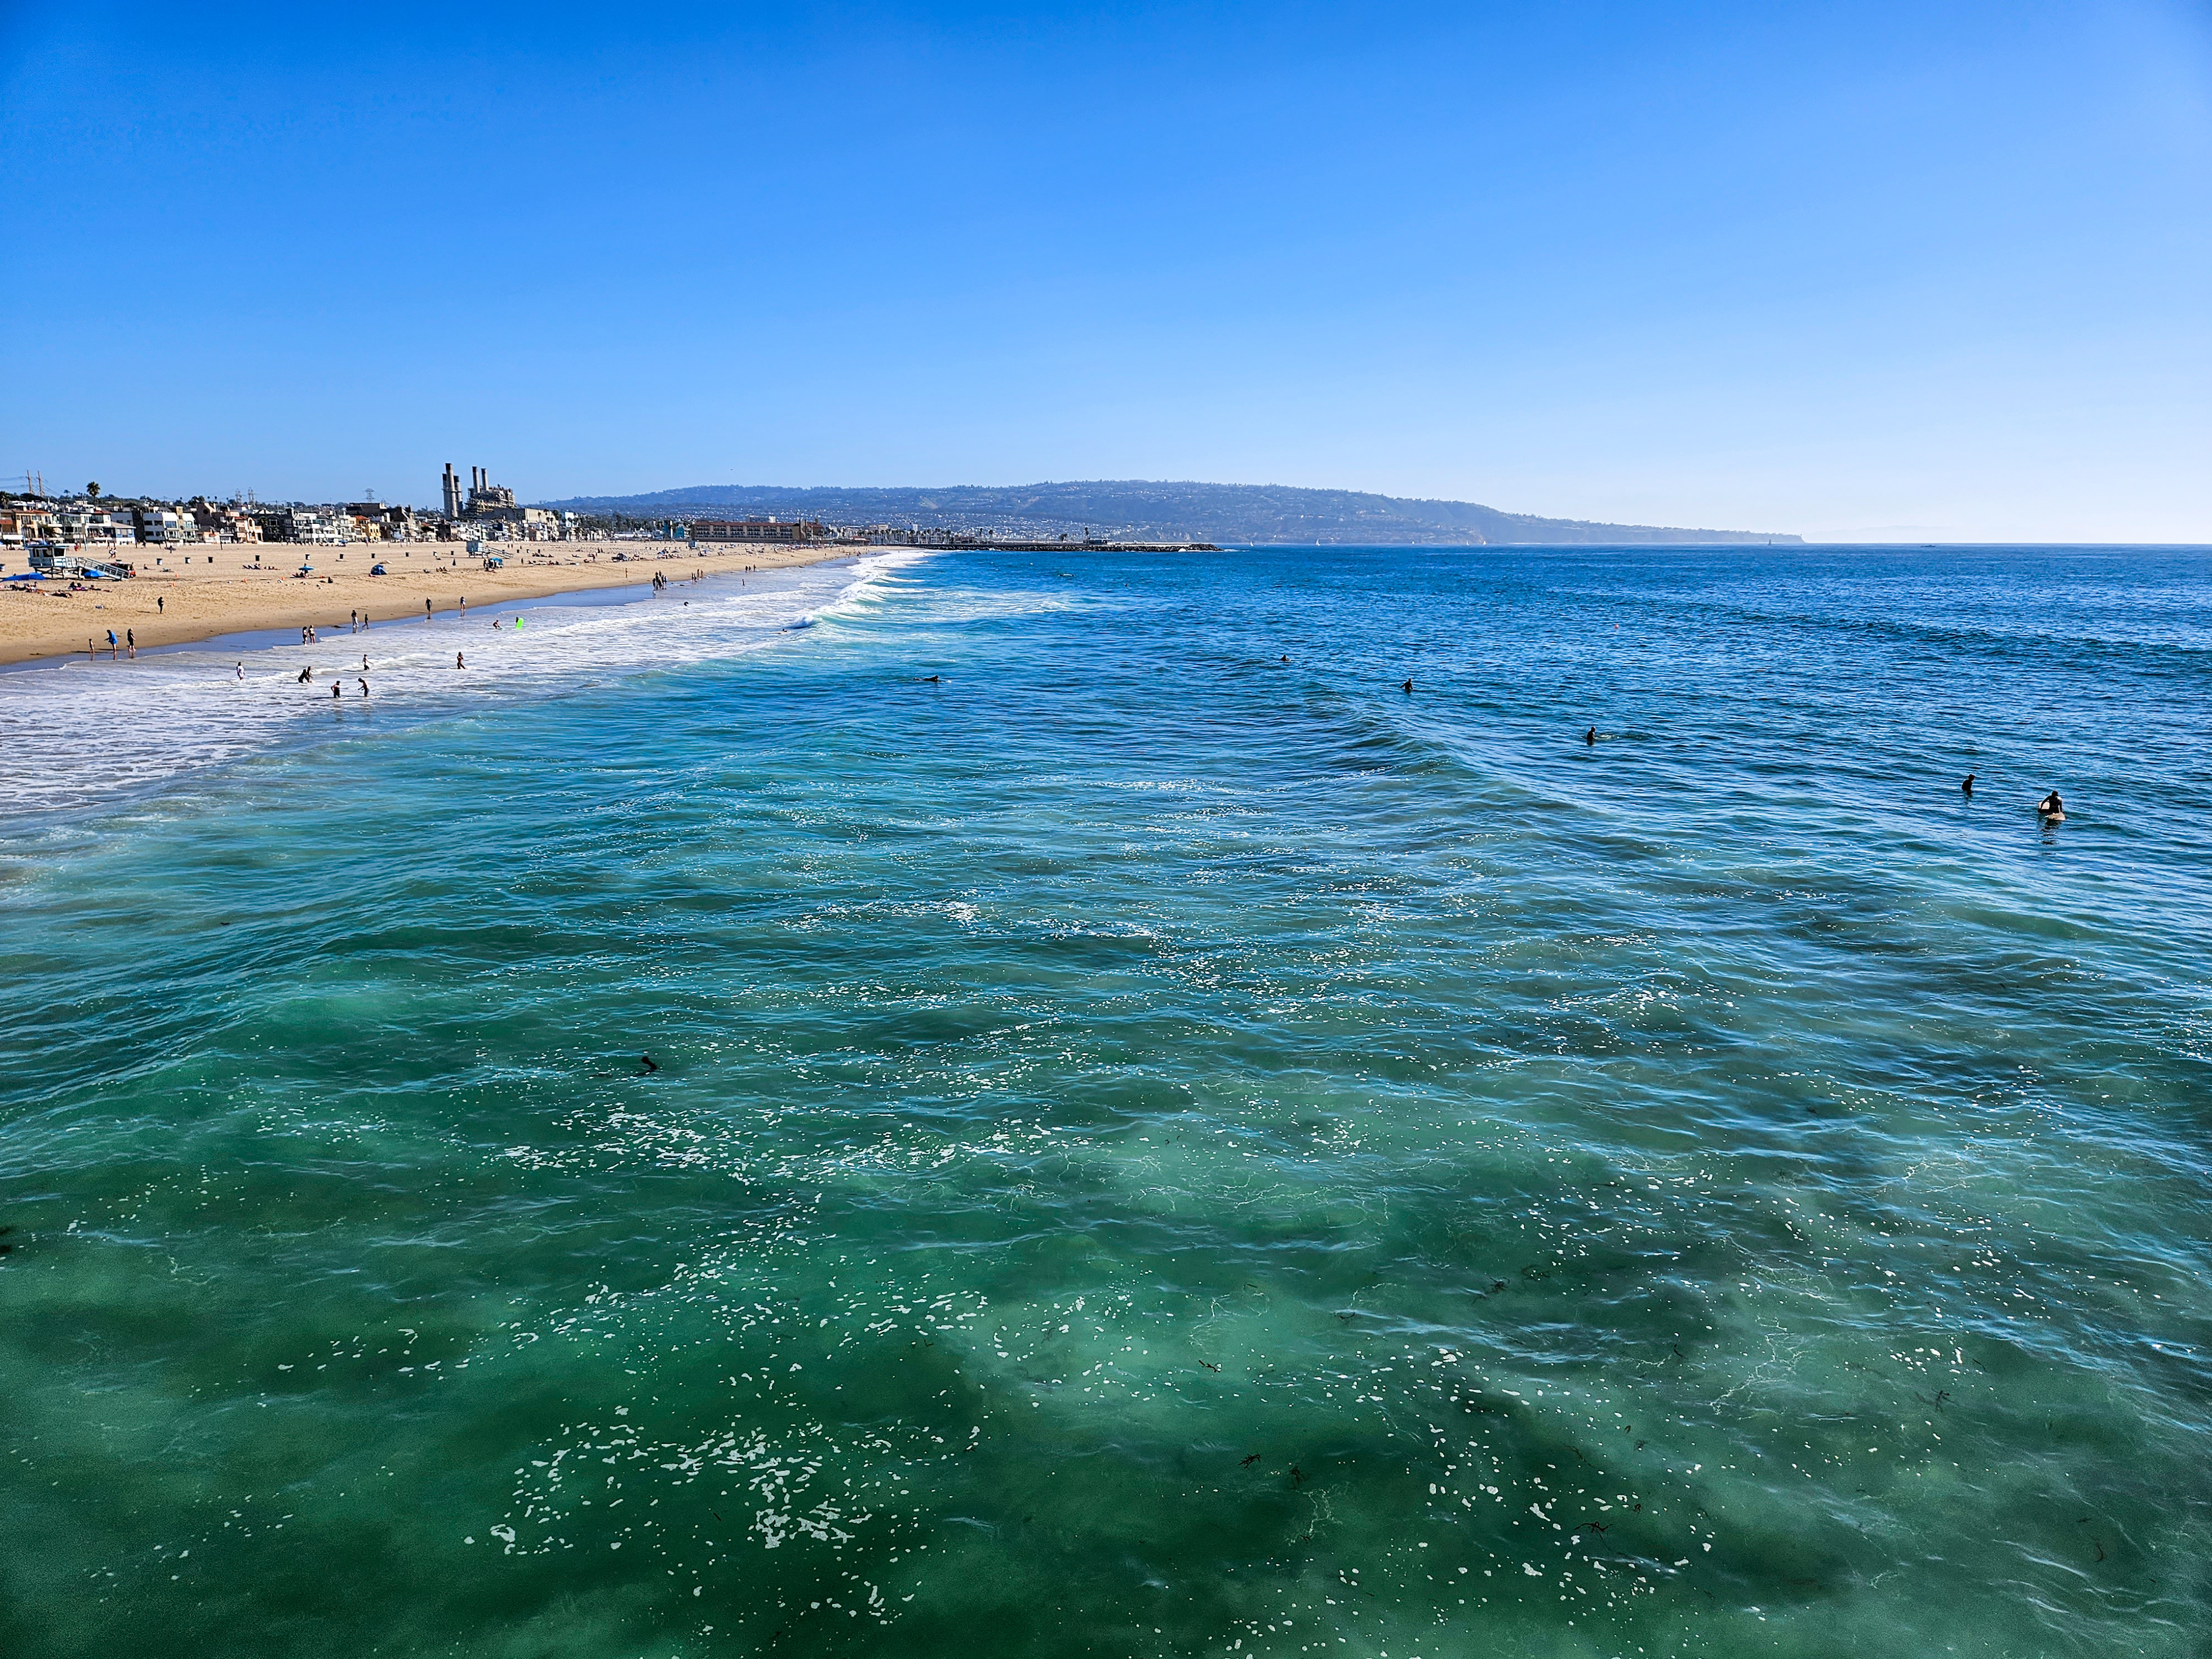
[0,505,59,550]
[686,518,830,544]
[191,506,263,543]
[255,507,349,545]
[133,506,211,545]
[53,507,140,548]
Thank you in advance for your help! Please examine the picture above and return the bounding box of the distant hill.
[541,479,1799,546]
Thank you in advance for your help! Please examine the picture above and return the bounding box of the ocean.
[1,545,2207,1658]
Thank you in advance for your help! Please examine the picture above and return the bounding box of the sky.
[3,1,2208,539]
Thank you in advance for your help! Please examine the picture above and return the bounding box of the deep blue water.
[2,545,2208,1657]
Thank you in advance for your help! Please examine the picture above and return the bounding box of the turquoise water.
[2,545,2208,1657]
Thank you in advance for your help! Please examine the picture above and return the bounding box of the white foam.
[0,551,932,816]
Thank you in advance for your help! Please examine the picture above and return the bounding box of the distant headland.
[544,480,1802,547]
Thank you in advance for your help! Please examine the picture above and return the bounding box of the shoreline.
[0,540,851,670]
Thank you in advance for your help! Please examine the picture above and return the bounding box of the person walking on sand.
[157,594,164,615]
[425,598,433,621]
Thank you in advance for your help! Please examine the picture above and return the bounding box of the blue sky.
[4,1,2207,538]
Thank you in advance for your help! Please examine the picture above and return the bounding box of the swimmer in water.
[298,666,312,683]
[456,651,466,670]
[2038,790,2063,816]
[358,678,370,698]
[236,662,244,681]
[1962,773,1975,797]
[1401,678,1414,693]
[331,682,341,700]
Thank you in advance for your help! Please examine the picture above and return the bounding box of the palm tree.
[87,482,101,499]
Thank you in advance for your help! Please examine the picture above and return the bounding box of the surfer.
[1585,727,1596,746]
[1401,678,1414,694]
[1961,773,1975,797]
[2037,790,2064,817]
[640,1054,661,1074]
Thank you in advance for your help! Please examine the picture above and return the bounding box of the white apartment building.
[135,507,203,545]
[53,508,140,547]
[285,509,349,545]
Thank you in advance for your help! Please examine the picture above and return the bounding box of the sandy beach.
[0,540,849,667]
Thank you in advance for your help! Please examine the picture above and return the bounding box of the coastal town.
[0,462,839,581]
[0,462,1220,586]
[0,463,1217,665]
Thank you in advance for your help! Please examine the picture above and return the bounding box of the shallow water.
[2,545,2208,1658]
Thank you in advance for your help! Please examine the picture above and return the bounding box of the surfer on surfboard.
[2037,790,2064,819]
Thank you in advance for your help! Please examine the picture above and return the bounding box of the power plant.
[440,462,546,530]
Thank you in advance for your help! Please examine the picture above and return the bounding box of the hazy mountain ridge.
[543,480,1800,545]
